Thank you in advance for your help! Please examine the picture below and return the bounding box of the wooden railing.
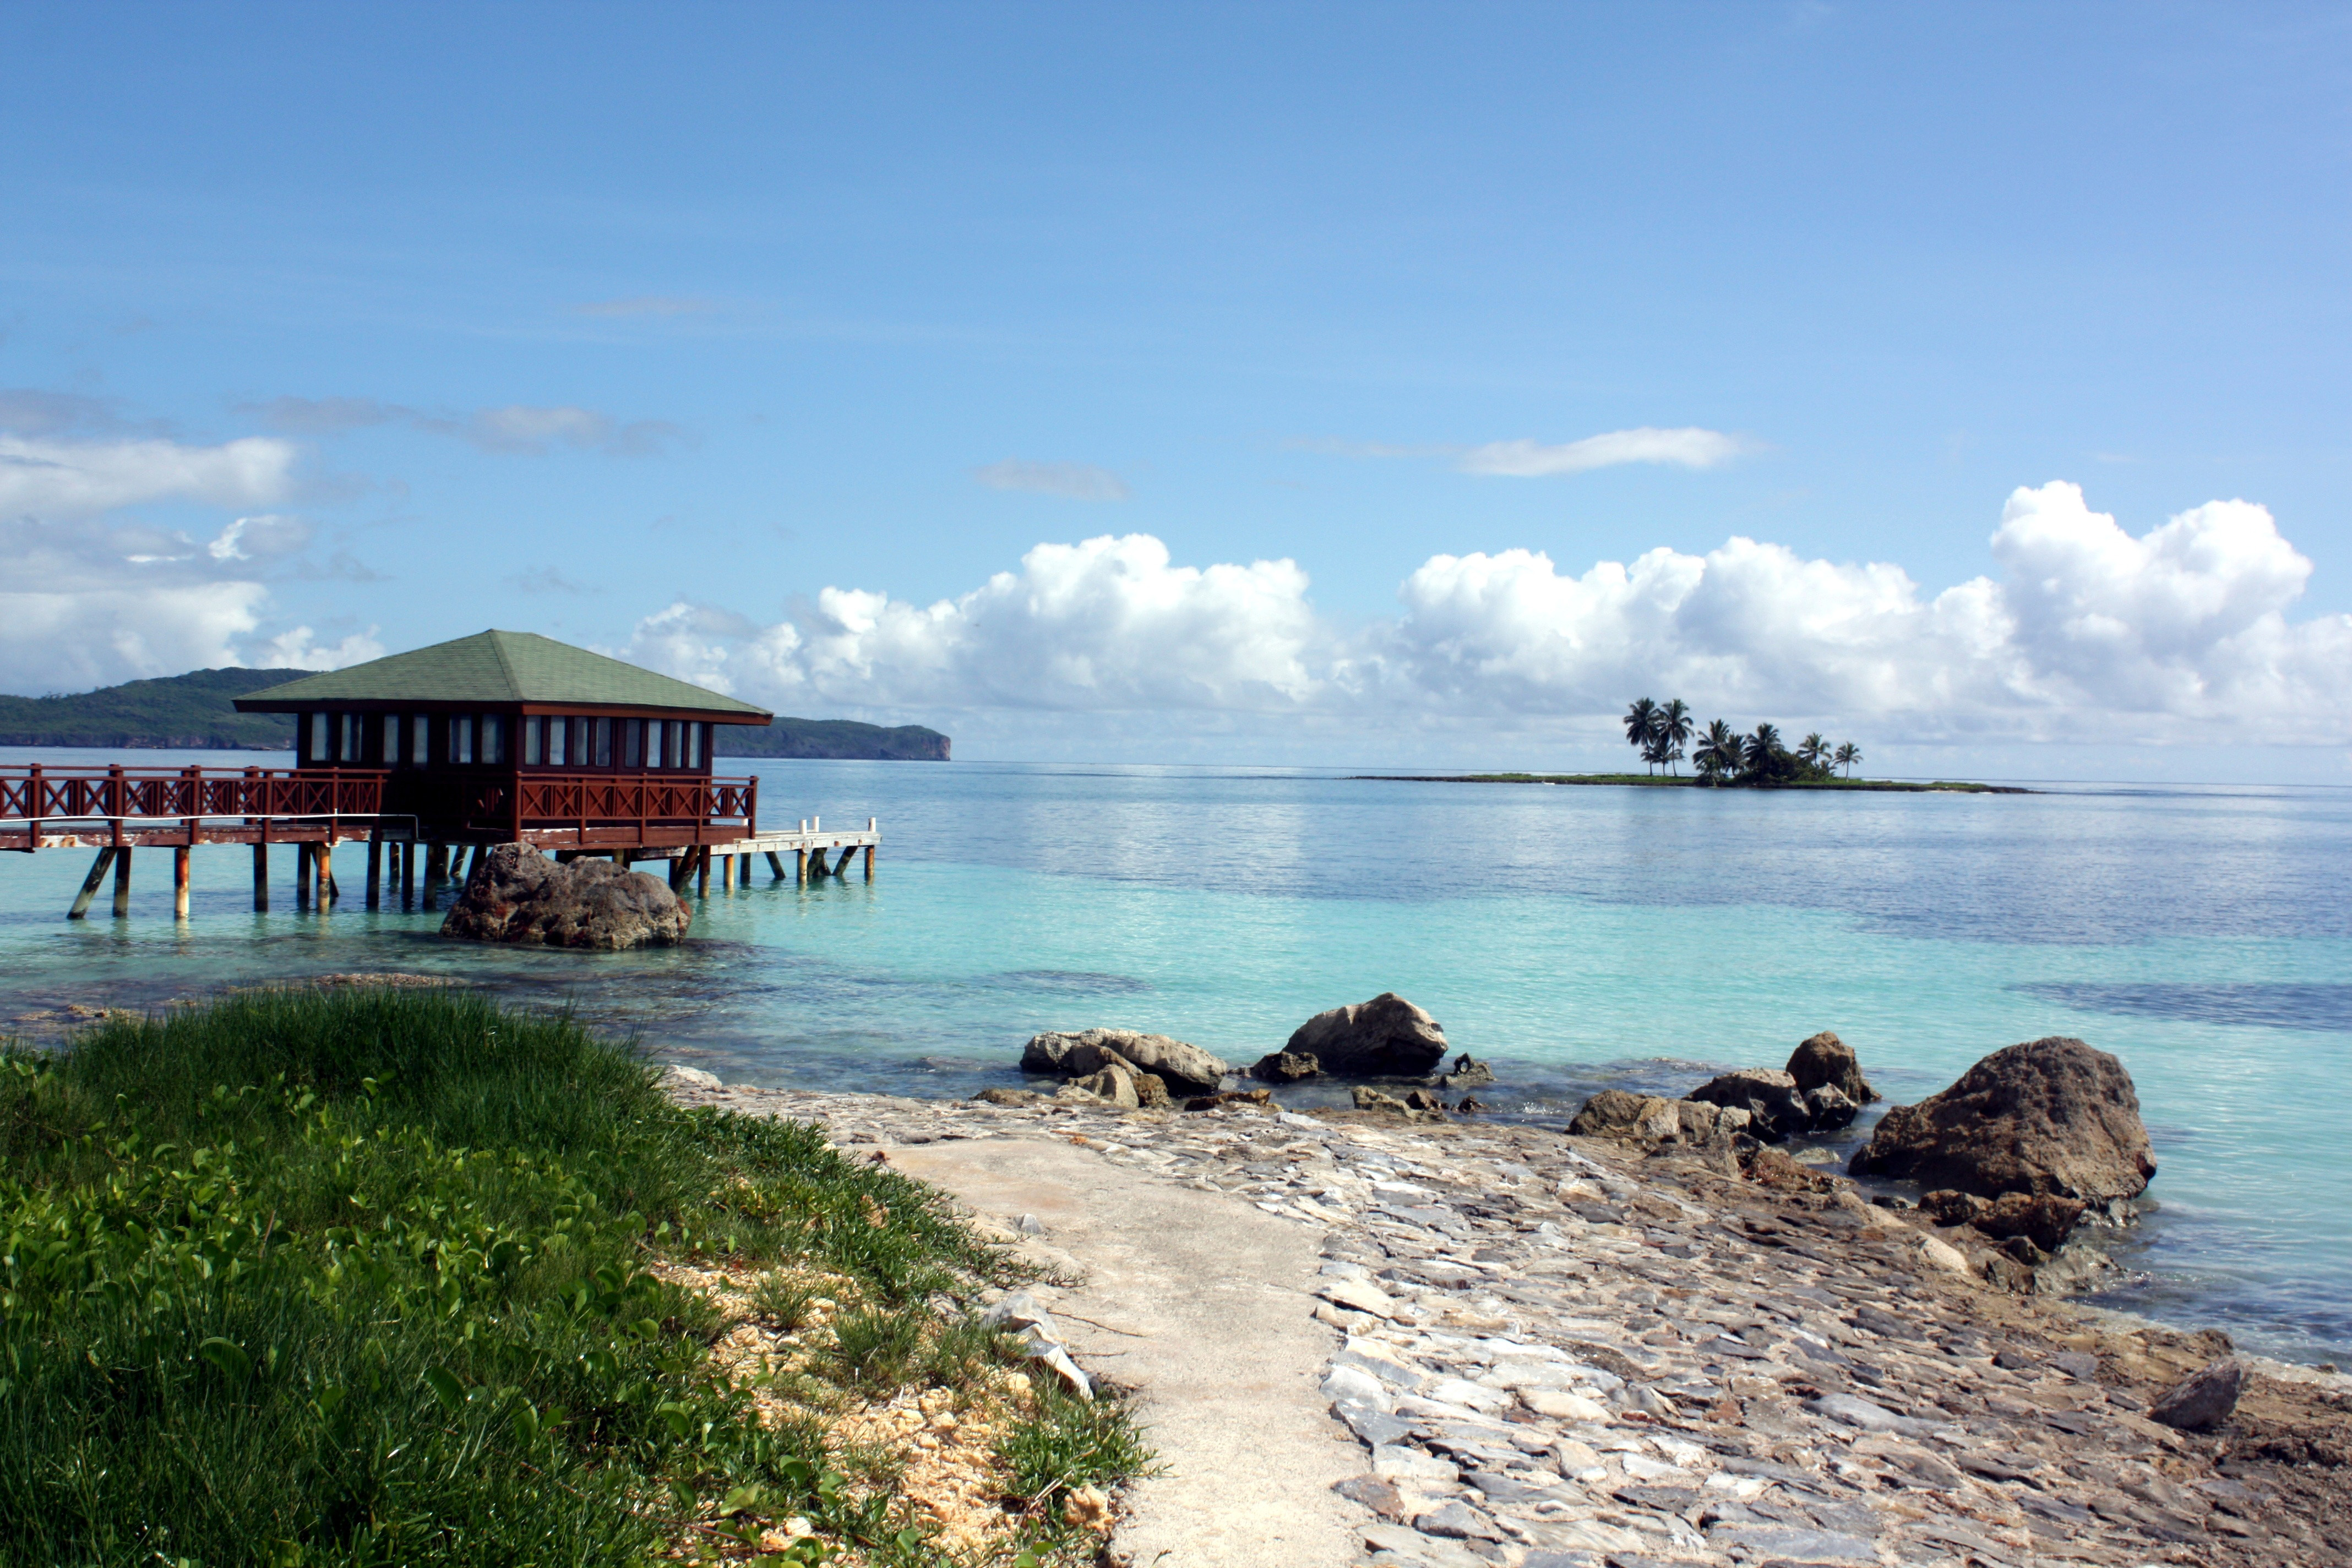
[463,773,758,842]
[1,765,386,839]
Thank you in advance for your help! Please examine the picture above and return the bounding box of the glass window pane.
[451,716,473,765]
[383,714,401,764]
[482,715,505,765]
[523,716,542,766]
[687,722,702,769]
[594,716,612,767]
[622,718,643,769]
[308,712,325,763]
[551,717,568,767]
[413,714,428,765]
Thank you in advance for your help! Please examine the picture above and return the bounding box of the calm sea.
[4,747,2349,1365]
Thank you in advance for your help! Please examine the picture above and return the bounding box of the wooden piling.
[317,842,334,908]
[766,850,787,879]
[112,846,133,918]
[174,846,191,919]
[253,842,269,911]
[695,847,711,897]
[863,843,874,880]
[401,841,416,907]
[296,843,312,908]
[366,836,382,910]
[68,846,117,919]
[794,847,807,883]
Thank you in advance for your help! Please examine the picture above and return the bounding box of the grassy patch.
[0,988,1147,1566]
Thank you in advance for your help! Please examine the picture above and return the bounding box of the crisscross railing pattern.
[1,765,385,827]
[481,774,756,839]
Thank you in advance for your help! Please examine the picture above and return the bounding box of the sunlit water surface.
[4,748,2348,1363]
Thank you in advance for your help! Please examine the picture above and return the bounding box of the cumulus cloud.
[255,624,386,671]
[615,483,2352,745]
[0,433,298,520]
[1456,426,1755,477]
[243,396,688,456]
[206,513,313,561]
[972,459,1132,502]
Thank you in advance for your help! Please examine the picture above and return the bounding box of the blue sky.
[4,3,2349,771]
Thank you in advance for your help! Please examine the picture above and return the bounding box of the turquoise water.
[4,747,2349,1364]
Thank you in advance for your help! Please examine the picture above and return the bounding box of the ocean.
[3,747,2348,1365]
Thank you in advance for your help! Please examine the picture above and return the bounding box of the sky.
[3,2,2349,776]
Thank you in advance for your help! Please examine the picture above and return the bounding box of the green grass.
[0,989,1145,1567]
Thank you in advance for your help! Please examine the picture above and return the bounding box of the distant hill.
[0,666,951,761]
[0,668,302,749]
[714,718,950,761]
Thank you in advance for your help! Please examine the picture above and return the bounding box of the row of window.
[302,712,710,770]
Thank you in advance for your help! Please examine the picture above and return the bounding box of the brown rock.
[1687,1069,1810,1141]
[1741,1146,1838,1193]
[439,842,690,949]
[1284,993,1449,1077]
[2149,1358,2245,1430]
[1250,1049,1322,1082]
[1021,1028,1229,1096]
[1787,1030,1877,1104]
[1183,1088,1273,1112]
[1352,1086,1411,1114]
[1848,1037,2158,1202]
[1972,1191,2088,1254]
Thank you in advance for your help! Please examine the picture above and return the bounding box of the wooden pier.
[2,764,877,919]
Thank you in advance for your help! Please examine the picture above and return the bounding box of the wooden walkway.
[2,764,876,920]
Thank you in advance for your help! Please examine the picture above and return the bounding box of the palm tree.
[1655,699,1694,776]
[1834,742,1861,778]
[1797,732,1828,769]
[1744,722,1783,774]
[1623,698,1660,774]
[1697,719,1740,782]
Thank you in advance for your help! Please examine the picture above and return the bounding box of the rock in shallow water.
[1849,1035,2158,1202]
[1286,992,1450,1077]
[1020,1028,1229,1096]
[440,843,690,949]
[1787,1028,1878,1104]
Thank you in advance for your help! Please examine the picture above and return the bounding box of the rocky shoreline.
[662,1071,2352,1568]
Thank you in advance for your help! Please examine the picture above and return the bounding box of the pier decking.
[1,763,876,918]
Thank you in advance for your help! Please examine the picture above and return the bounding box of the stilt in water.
[766,850,787,880]
[695,847,711,897]
[253,841,269,912]
[68,846,118,919]
[112,846,133,918]
[366,836,383,910]
[401,841,416,907]
[296,843,312,909]
[316,842,334,909]
[174,845,191,920]
[863,843,875,880]
[794,847,807,884]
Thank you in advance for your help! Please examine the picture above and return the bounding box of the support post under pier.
[253,842,269,912]
[366,836,382,910]
[68,847,117,919]
[174,846,190,920]
[113,846,133,918]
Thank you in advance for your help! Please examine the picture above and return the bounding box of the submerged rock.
[439,842,690,949]
[1435,1053,1494,1088]
[1285,993,1450,1077]
[1849,1036,2158,1202]
[1021,1028,1229,1096]
[1788,1030,1878,1104]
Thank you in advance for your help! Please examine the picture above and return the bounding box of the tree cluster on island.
[1622,698,1861,784]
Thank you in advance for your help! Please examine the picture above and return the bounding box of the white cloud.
[243,396,686,456]
[617,483,2352,746]
[1456,426,1754,477]
[206,513,313,561]
[255,624,385,671]
[972,459,1132,502]
[0,433,297,520]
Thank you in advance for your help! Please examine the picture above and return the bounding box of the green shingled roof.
[233,630,772,720]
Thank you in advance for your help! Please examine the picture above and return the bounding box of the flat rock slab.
[881,1136,1365,1567]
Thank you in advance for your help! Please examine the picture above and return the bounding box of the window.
[383,714,402,764]
[663,720,680,767]
[412,714,428,766]
[548,716,568,767]
[341,712,363,763]
[687,722,703,769]
[450,715,474,765]
[308,712,325,763]
[594,716,612,767]
[481,715,507,764]
[522,716,542,765]
[622,718,644,769]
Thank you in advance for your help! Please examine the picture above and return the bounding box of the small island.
[1360,698,2027,792]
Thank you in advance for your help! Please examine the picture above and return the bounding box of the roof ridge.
[486,629,522,699]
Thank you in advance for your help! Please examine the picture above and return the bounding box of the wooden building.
[235,629,773,848]
[3,630,880,919]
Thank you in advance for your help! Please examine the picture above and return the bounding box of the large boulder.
[1284,993,1449,1077]
[440,843,690,949]
[1021,1028,1229,1097]
[1686,1069,1811,1142]
[1788,1031,1877,1104]
[1848,1037,2158,1202]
